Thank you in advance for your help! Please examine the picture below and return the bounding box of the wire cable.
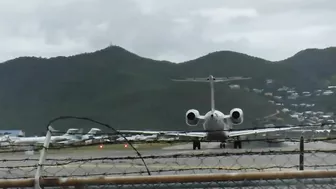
[45,116,151,175]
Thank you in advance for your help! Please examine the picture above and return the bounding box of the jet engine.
[229,108,244,125]
[186,109,200,126]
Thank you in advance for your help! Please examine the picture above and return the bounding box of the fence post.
[297,136,305,189]
[34,125,53,189]
[299,135,304,170]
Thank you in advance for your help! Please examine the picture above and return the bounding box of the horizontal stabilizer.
[172,76,251,83]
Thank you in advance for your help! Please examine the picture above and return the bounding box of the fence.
[1,118,336,188]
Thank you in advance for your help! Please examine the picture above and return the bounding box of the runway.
[0,140,336,179]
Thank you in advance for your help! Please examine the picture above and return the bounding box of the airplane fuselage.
[203,110,231,141]
[8,135,74,145]
[11,136,46,144]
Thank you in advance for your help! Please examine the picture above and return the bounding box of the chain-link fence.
[1,137,336,188]
[1,117,336,188]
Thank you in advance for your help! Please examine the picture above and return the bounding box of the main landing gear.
[193,139,201,150]
[220,137,242,149]
[233,136,242,149]
[192,137,242,150]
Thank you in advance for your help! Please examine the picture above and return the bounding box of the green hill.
[0,45,335,135]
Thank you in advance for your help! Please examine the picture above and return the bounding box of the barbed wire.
[0,140,336,188]
[1,115,336,188]
[17,121,336,136]
[1,122,331,139]
[1,120,331,154]
[42,116,152,176]
[0,140,336,179]
[2,134,336,151]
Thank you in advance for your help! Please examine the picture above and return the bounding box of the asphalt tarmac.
[0,141,336,179]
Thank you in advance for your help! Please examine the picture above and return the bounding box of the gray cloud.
[0,0,336,63]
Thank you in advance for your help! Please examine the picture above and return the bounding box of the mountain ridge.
[2,45,336,65]
[0,45,336,135]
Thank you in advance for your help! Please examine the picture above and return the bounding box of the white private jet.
[58,128,110,145]
[0,128,81,148]
[119,75,300,150]
[116,134,158,142]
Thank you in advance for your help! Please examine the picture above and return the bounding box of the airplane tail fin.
[63,128,79,136]
[73,128,84,140]
[87,128,101,135]
[77,128,84,134]
[172,75,251,112]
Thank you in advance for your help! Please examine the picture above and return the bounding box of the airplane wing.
[117,130,167,135]
[117,126,299,140]
[164,132,207,138]
[165,126,297,138]
[172,77,210,82]
[117,130,207,138]
[228,126,300,138]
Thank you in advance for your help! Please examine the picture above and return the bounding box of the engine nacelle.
[229,108,244,125]
[185,109,200,126]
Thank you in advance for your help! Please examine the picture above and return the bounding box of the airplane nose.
[211,114,214,118]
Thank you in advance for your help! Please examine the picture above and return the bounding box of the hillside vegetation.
[0,46,335,135]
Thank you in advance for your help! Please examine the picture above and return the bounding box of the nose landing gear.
[220,142,226,148]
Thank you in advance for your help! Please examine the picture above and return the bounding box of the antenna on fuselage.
[171,75,251,113]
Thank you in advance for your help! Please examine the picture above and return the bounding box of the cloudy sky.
[0,0,335,63]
